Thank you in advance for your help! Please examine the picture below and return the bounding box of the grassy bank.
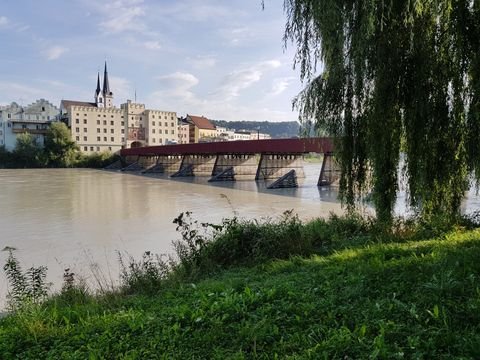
[1,214,480,358]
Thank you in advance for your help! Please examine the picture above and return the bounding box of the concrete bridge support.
[176,154,217,177]
[318,153,340,186]
[255,154,305,181]
[211,154,258,181]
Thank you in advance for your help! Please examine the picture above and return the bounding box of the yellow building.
[186,114,216,143]
[60,62,177,153]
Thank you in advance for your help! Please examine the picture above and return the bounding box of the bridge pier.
[318,153,340,186]
[255,154,305,181]
[172,154,217,177]
[210,154,258,181]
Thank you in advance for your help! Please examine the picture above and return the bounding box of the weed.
[3,250,49,310]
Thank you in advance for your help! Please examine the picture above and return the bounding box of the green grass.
[1,216,480,359]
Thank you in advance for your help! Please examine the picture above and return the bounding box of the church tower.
[94,62,114,108]
[94,72,104,107]
[102,61,113,108]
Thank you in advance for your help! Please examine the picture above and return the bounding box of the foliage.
[3,251,49,310]
[12,132,42,167]
[1,219,480,358]
[43,122,78,167]
[118,251,174,295]
[75,151,120,168]
[283,0,480,222]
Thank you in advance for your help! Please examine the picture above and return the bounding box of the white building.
[0,99,59,151]
[60,62,178,153]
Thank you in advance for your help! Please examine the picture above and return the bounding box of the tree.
[13,132,42,167]
[283,0,480,222]
[44,122,78,167]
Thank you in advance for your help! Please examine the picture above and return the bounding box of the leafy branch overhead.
[283,0,480,221]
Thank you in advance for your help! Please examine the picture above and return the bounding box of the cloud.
[0,16,8,26]
[43,46,68,60]
[156,72,199,90]
[95,0,146,33]
[216,60,281,99]
[187,55,217,69]
[270,77,295,96]
[144,40,161,50]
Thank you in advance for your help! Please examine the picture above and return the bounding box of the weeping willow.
[283,0,480,222]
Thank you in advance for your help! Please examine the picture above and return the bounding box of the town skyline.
[0,0,304,122]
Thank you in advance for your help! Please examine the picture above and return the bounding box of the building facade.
[60,62,177,153]
[0,99,59,151]
[186,115,216,143]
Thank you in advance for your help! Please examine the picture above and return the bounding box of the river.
[0,165,478,309]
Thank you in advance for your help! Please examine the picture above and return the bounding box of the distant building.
[186,115,216,143]
[0,99,59,151]
[60,62,177,153]
[177,118,190,144]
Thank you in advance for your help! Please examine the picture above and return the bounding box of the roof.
[61,100,97,109]
[187,115,215,130]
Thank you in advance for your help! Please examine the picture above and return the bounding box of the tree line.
[0,122,118,168]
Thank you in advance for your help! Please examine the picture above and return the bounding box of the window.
[152,115,155,119]
[75,127,79,132]
[75,119,79,124]
[165,122,168,126]
[103,120,106,125]
[103,115,106,118]
[159,129,162,134]
[110,137,114,142]
[83,136,87,141]
[103,129,107,133]
[97,136,100,141]
[110,121,114,125]
[121,129,124,134]
[159,138,163,143]
[152,138,156,143]
[152,129,155,134]
[108,146,112,151]
[164,116,167,119]
[84,114,87,117]
[83,128,87,132]
[152,121,155,126]
[83,119,87,124]
[84,146,87,151]
[76,136,79,141]
[96,147,100,151]
[97,128,100,133]
[171,122,174,127]
[97,120,100,125]
[121,137,124,142]
[90,146,94,151]
[121,115,124,118]
[42,107,45,111]
[121,121,124,126]
[165,130,168,134]
[110,129,114,133]
[111,115,114,118]
[76,113,79,116]
[171,116,174,120]
[98,114,101,117]
[104,137,107,141]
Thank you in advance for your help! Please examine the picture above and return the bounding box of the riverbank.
[1,214,480,358]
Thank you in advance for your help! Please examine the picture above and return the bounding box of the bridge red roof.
[121,137,334,156]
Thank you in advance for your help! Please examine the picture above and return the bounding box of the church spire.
[95,72,101,96]
[102,61,111,95]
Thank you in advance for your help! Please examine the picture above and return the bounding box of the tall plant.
[283,0,480,222]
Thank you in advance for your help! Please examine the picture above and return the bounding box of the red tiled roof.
[187,115,215,130]
[61,100,97,108]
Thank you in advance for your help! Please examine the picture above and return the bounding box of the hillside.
[211,120,300,139]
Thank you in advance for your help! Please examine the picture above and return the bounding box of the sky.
[0,0,306,122]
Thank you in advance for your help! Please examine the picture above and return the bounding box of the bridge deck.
[120,137,334,156]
